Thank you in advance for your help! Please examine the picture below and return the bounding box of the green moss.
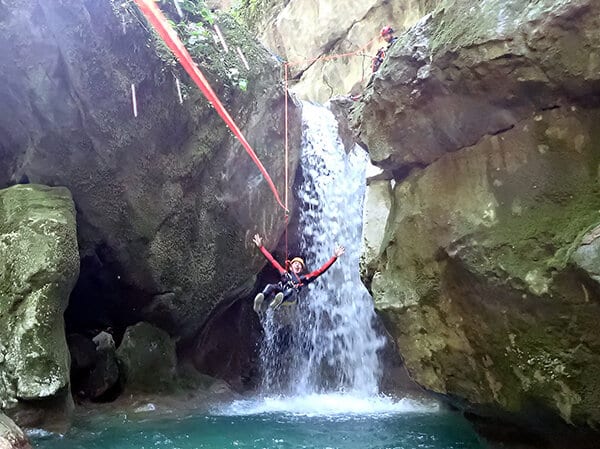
[460,112,600,283]
[483,191,600,277]
[426,0,572,55]
[230,0,279,34]
[131,0,273,98]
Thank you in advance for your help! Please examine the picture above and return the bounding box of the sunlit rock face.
[236,0,440,103]
[0,412,33,449]
[357,0,600,447]
[0,185,79,427]
[0,0,301,343]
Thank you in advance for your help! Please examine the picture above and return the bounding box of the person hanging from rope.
[371,25,398,73]
[252,233,345,313]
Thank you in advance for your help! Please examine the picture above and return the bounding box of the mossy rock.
[116,322,177,393]
[0,184,79,410]
[371,107,600,436]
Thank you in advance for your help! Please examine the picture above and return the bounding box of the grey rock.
[116,322,177,393]
[0,184,78,423]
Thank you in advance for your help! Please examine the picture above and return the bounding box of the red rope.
[133,0,287,212]
[284,63,290,259]
[285,37,379,67]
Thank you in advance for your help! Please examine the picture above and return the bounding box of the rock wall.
[0,0,301,343]
[357,0,600,447]
[0,412,32,449]
[0,184,79,427]
[235,0,440,102]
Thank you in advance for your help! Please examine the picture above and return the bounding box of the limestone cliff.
[357,0,600,446]
[0,0,301,344]
[0,412,32,449]
[234,0,440,102]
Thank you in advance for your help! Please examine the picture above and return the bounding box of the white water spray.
[259,101,386,397]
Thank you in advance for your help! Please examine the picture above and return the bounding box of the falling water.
[259,101,386,398]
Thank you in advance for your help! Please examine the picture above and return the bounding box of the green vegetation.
[120,0,251,93]
[160,0,215,53]
[230,0,278,34]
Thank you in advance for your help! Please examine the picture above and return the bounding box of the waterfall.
[259,101,386,397]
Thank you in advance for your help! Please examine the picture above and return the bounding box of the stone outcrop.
[0,184,79,426]
[355,0,600,169]
[235,0,440,102]
[0,0,302,344]
[357,0,600,447]
[85,332,120,400]
[0,413,32,449]
[116,322,177,393]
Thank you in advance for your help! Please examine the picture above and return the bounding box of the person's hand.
[253,234,263,247]
[334,246,345,257]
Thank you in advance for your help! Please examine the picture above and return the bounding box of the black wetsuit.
[258,245,338,303]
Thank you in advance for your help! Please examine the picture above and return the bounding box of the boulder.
[0,184,79,425]
[116,322,177,393]
[572,225,600,284]
[82,332,119,400]
[0,413,32,449]
[357,0,600,446]
[355,0,600,170]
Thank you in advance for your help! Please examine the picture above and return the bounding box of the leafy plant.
[121,0,250,93]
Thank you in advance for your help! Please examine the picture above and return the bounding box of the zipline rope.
[285,37,379,67]
[133,0,288,212]
[284,62,290,259]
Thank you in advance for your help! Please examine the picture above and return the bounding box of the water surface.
[33,395,485,449]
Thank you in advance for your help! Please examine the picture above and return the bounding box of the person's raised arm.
[304,245,345,282]
[253,233,285,274]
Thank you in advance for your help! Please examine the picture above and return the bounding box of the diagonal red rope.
[133,0,287,211]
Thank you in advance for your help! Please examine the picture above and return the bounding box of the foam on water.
[215,393,439,417]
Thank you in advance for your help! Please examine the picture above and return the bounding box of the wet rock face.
[357,0,600,446]
[0,1,301,342]
[0,184,79,425]
[191,288,263,392]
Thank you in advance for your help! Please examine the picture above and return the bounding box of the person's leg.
[255,283,285,312]
[263,284,279,296]
[270,287,297,309]
[254,283,279,313]
[282,288,298,304]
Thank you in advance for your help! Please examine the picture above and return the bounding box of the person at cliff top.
[371,25,398,73]
[252,233,345,312]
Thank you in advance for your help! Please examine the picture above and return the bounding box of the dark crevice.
[488,123,515,136]
[65,242,149,345]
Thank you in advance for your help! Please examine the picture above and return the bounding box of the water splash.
[259,101,386,399]
[217,393,439,417]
